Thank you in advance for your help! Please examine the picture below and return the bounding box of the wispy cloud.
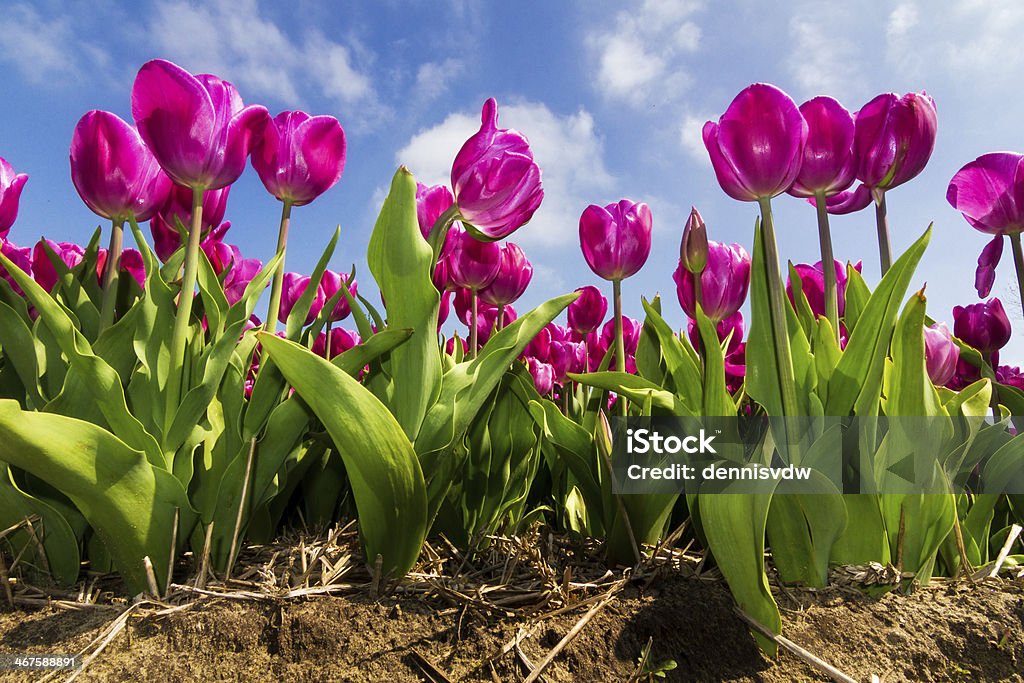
[678,114,714,166]
[786,5,866,104]
[585,0,702,106]
[0,4,113,86]
[396,101,615,249]
[148,0,389,129]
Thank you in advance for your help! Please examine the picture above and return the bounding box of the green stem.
[470,289,479,359]
[165,188,205,432]
[815,191,840,338]
[613,278,626,416]
[98,218,125,333]
[324,321,332,360]
[875,191,893,276]
[692,273,704,357]
[264,201,293,335]
[1010,232,1024,321]
[757,197,800,418]
[498,304,506,331]
[428,205,461,263]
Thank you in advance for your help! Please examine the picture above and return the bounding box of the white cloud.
[586,0,702,105]
[786,8,865,103]
[148,0,388,128]
[678,114,713,166]
[396,101,615,249]
[0,4,111,85]
[413,59,465,105]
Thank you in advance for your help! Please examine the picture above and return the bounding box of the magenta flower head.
[451,98,543,240]
[97,248,146,289]
[567,285,608,337]
[446,226,502,291]
[786,260,862,319]
[131,59,269,190]
[251,111,346,206]
[673,241,751,322]
[953,298,1011,355]
[479,242,532,306]
[222,250,263,306]
[924,322,960,387]
[526,357,555,396]
[416,182,455,239]
[854,91,937,191]
[32,240,84,292]
[974,236,1004,298]
[579,199,652,281]
[278,272,325,325]
[946,152,1024,235]
[0,240,32,296]
[598,316,641,374]
[703,83,808,201]
[70,110,172,223]
[312,327,360,359]
[318,270,358,322]
[151,184,231,261]
[787,97,856,199]
[0,156,28,240]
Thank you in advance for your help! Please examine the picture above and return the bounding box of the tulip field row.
[1,59,1023,654]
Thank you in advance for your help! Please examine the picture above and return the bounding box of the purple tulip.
[996,365,1024,390]
[567,285,608,337]
[475,303,517,345]
[312,327,361,359]
[437,290,452,329]
[278,272,325,325]
[445,336,468,357]
[680,207,709,275]
[687,311,746,391]
[598,316,641,374]
[131,59,269,190]
[150,185,231,261]
[527,357,555,396]
[821,184,874,215]
[787,97,856,199]
[673,240,751,322]
[703,83,808,202]
[0,240,32,296]
[479,242,532,306]
[69,110,172,223]
[318,270,358,322]
[946,152,1024,235]
[0,157,28,240]
[786,260,862,319]
[579,199,652,281]
[854,91,937,192]
[451,98,544,240]
[96,248,146,290]
[251,111,346,206]
[222,250,263,306]
[32,240,85,292]
[416,182,455,240]
[974,235,1004,298]
[446,227,502,291]
[953,298,1011,355]
[924,322,959,387]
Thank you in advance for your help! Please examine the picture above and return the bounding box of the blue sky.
[3,0,1024,359]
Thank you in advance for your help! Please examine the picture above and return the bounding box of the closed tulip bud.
[150,185,231,261]
[788,97,857,199]
[854,91,937,192]
[70,110,172,223]
[954,298,1011,356]
[567,285,608,337]
[318,270,358,322]
[416,182,455,240]
[680,206,708,274]
[132,59,269,190]
[479,242,532,306]
[703,83,808,202]
[32,240,85,292]
[446,227,502,291]
[786,260,862,318]
[252,111,346,206]
[0,157,28,240]
[527,357,555,396]
[579,199,652,281]
[278,272,325,325]
[451,98,543,240]
[924,322,959,387]
[673,241,751,322]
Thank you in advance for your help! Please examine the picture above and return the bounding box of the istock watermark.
[608,415,1024,495]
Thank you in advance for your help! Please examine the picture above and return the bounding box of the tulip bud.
[0,157,28,241]
[446,227,502,291]
[953,298,1011,356]
[318,270,358,322]
[0,240,32,296]
[251,111,346,206]
[924,322,959,387]
[579,199,652,281]
[674,241,751,322]
[479,242,532,306]
[680,206,708,275]
[787,97,857,199]
[526,357,555,396]
[415,182,455,240]
[854,91,937,192]
[974,235,1004,298]
[567,285,608,337]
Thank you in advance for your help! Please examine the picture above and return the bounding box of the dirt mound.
[2,576,1022,682]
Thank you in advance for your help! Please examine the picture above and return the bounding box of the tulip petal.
[974,235,1004,297]
[946,152,1024,235]
[816,183,873,215]
[788,96,856,198]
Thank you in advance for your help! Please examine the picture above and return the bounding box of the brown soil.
[1,576,1022,682]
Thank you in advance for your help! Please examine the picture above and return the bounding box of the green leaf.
[367,167,443,441]
[569,372,686,414]
[0,301,47,407]
[843,265,870,334]
[285,227,339,341]
[258,333,427,577]
[0,401,195,594]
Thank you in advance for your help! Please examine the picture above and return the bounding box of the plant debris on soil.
[1,523,1022,682]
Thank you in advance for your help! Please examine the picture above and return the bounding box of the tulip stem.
[875,192,893,276]
[692,276,703,357]
[166,188,205,431]
[613,278,626,417]
[1010,233,1024,321]
[498,304,506,331]
[265,200,293,335]
[814,191,840,338]
[757,198,799,418]
[470,289,479,359]
[324,321,332,360]
[428,205,461,263]
[98,218,125,334]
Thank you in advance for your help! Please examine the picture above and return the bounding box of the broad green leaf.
[639,297,701,409]
[0,301,46,407]
[569,372,686,414]
[843,265,870,334]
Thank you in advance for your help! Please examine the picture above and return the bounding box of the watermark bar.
[0,654,81,670]
[609,415,1024,495]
